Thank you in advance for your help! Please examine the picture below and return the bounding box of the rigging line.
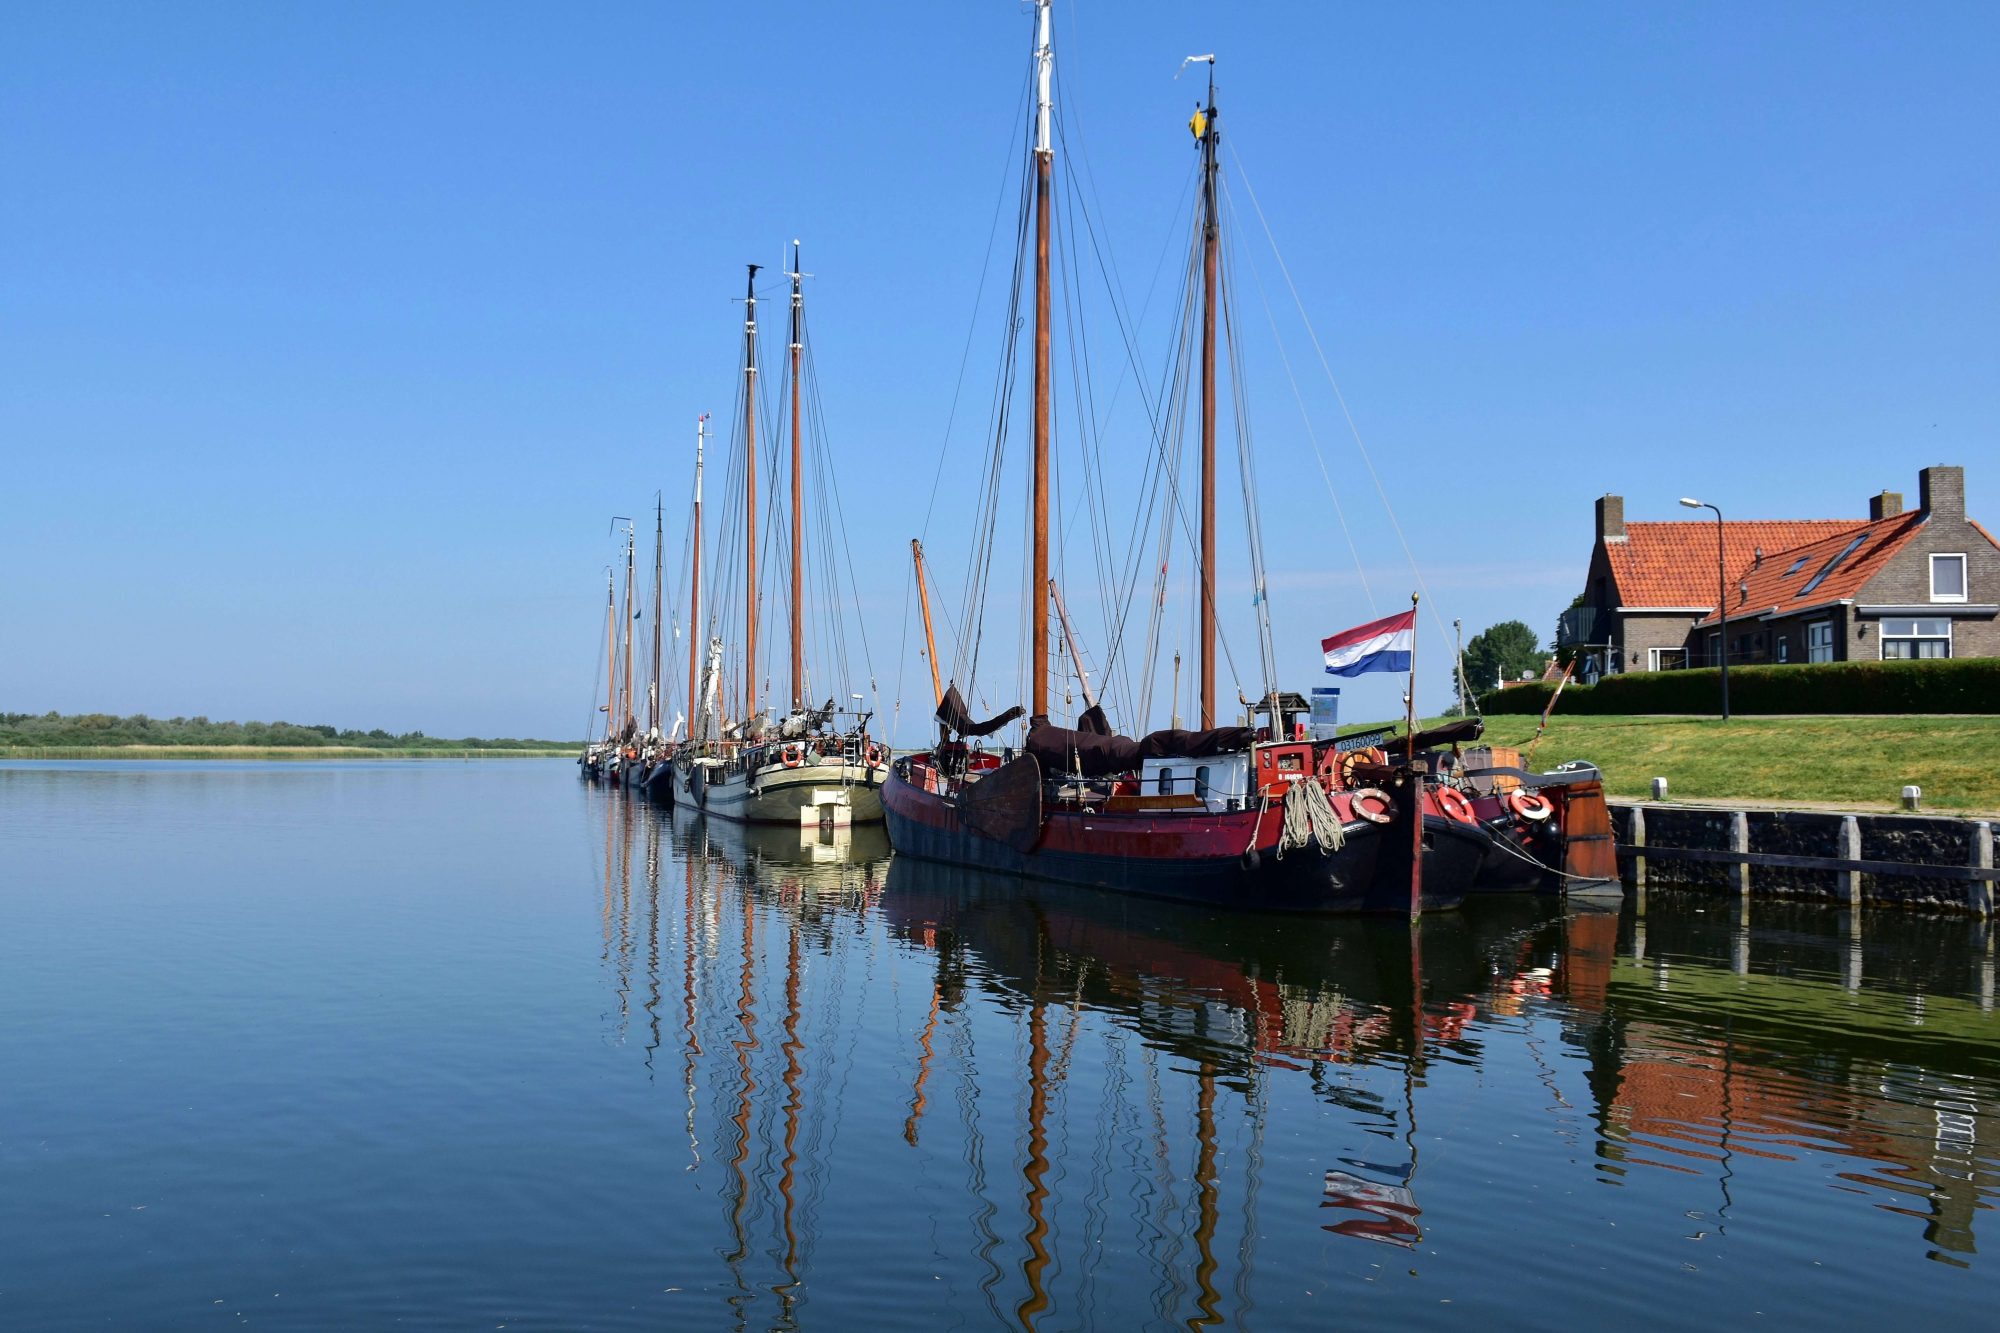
[1220,227,1279,695]
[920,62,1035,544]
[1230,186,1375,613]
[1229,156,1462,660]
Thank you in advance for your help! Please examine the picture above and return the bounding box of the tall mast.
[788,241,806,715]
[604,569,616,742]
[743,264,761,726]
[689,415,706,740]
[621,523,636,735]
[1197,62,1220,729]
[1029,0,1053,723]
[651,496,664,734]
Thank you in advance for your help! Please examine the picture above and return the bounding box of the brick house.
[1563,465,1998,674]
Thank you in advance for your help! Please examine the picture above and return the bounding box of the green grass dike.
[1343,713,1999,814]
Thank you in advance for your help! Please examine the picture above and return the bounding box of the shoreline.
[0,746,575,761]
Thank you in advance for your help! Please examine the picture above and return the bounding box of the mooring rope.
[1278,778,1345,859]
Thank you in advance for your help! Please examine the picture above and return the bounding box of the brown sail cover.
[935,684,1025,738]
[956,752,1044,852]
[1025,720,1253,778]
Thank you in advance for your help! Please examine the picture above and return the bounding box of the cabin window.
[1880,617,1952,660]
[1807,620,1834,663]
[1156,768,1174,795]
[1195,765,1211,799]
[1931,554,1967,603]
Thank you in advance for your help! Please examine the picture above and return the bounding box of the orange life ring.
[866,742,883,766]
[782,744,803,769]
[1350,787,1395,825]
[1508,789,1554,822]
[1435,786,1476,824]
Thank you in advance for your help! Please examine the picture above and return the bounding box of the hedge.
[1478,656,2000,716]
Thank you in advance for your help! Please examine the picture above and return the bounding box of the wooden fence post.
[1731,810,1751,899]
[1630,805,1647,914]
[1840,815,1862,913]
[1971,822,1994,919]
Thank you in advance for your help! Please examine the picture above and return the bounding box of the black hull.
[1470,822,1560,895]
[1369,814,1489,914]
[641,762,676,807]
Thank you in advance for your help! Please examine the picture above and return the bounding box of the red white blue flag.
[1322,609,1415,677]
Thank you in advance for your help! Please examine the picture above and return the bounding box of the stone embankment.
[1610,802,1996,915]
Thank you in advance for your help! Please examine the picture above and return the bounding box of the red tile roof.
[1692,510,1927,627]
[1606,520,1862,609]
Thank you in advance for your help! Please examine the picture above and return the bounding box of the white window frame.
[1878,618,1953,661]
[1930,553,1967,603]
[1807,620,1835,663]
[1775,634,1789,664]
[1648,647,1688,672]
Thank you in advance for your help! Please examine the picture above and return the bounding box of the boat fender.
[1507,789,1554,822]
[782,744,803,769]
[1435,786,1476,824]
[1350,787,1395,824]
[1241,847,1262,872]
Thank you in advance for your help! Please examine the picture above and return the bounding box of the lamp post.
[1680,497,1729,720]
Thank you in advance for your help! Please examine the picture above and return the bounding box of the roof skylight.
[1798,535,1867,596]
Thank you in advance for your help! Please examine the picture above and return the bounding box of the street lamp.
[1680,497,1730,720]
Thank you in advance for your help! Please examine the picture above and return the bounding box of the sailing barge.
[881,3,1487,914]
[675,253,888,826]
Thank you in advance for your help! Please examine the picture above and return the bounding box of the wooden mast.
[912,539,944,706]
[1029,0,1053,723]
[651,496,664,734]
[788,243,806,715]
[603,569,617,742]
[689,415,706,740]
[743,264,761,728]
[1197,64,1220,729]
[620,523,636,736]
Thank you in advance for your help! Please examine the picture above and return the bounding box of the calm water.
[3,761,1997,1329]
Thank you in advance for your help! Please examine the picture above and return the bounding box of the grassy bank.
[0,746,574,761]
[1466,715,1998,813]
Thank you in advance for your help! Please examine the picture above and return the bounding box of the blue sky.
[3,1,1994,742]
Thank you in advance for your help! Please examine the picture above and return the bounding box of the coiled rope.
[1277,778,1345,859]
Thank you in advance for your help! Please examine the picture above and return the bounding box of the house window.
[1880,618,1952,660]
[1648,647,1688,672]
[1775,635,1789,663]
[1706,633,1722,667]
[1783,556,1809,576]
[1931,554,1967,603]
[1807,621,1834,663]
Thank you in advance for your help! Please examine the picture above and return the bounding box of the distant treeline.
[0,712,575,750]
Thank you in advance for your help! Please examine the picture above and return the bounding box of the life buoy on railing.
[1350,787,1395,825]
[1435,786,1476,824]
[1508,789,1554,823]
[782,744,803,769]
[866,742,883,766]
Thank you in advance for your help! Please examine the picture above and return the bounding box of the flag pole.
[1406,591,1422,924]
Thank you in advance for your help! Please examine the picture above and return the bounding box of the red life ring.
[1350,787,1395,825]
[782,744,803,769]
[1435,786,1476,824]
[866,742,884,766]
[1508,789,1554,822]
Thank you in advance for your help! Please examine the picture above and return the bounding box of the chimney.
[1869,490,1904,521]
[1918,466,1963,520]
[1596,494,1626,542]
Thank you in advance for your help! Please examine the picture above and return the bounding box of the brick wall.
[1619,612,1699,672]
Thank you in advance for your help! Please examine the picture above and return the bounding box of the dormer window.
[1931,553,1967,603]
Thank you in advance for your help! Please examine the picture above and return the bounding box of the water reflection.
[580,786,2000,1327]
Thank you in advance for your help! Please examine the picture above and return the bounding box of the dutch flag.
[1322,609,1415,677]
